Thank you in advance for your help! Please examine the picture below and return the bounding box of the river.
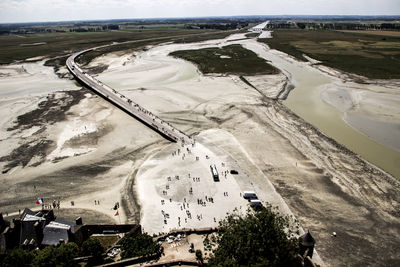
[242,41,400,179]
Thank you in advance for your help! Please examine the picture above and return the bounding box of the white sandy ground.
[302,54,321,65]
[137,128,299,234]
[243,73,288,99]
[250,21,270,32]
[1,90,163,222]
[1,33,400,266]
[0,61,79,169]
[0,60,75,98]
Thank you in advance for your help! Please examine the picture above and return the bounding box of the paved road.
[249,21,270,32]
[66,50,193,144]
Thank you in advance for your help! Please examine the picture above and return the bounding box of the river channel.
[243,41,400,179]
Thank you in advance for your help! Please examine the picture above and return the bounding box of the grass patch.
[173,30,235,43]
[245,32,260,38]
[170,44,278,75]
[90,235,119,250]
[258,29,400,79]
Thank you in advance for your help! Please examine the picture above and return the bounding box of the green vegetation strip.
[0,29,233,65]
[259,29,400,79]
[245,32,261,38]
[170,44,278,75]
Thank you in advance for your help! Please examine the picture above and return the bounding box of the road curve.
[66,49,192,145]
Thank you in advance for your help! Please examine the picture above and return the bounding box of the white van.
[243,191,257,200]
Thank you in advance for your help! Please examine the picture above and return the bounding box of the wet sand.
[241,41,400,179]
[0,33,399,266]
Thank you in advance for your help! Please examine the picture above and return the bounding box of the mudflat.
[0,33,399,266]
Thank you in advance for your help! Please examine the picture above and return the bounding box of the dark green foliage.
[259,29,400,79]
[120,233,160,259]
[81,238,104,266]
[208,205,301,267]
[245,32,260,38]
[32,246,58,267]
[0,243,79,267]
[195,249,203,263]
[54,243,80,267]
[32,243,79,267]
[174,31,234,44]
[81,238,104,258]
[0,249,35,267]
[170,44,278,75]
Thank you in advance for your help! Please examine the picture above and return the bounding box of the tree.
[0,249,35,267]
[120,233,160,259]
[81,238,104,266]
[81,238,104,258]
[32,246,57,267]
[55,243,80,266]
[208,205,301,266]
[33,243,79,267]
[0,243,79,267]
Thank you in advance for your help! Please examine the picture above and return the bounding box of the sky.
[0,0,399,23]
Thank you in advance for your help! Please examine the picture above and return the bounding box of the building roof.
[41,222,70,246]
[21,208,36,217]
[16,208,77,248]
[55,218,77,234]
[19,220,45,248]
[23,214,46,222]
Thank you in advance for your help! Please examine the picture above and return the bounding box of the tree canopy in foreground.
[208,205,301,266]
[120,233,160,259]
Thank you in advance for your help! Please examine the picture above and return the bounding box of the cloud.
[0,0,399,23]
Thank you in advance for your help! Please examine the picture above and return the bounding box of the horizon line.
[1,14,400,25]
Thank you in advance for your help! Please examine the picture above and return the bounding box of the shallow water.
[242,42,400,178]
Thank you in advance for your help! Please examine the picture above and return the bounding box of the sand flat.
[1,32,399,266]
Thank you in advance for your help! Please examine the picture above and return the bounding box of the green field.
[0,29,232,65]
[173,30,235,44]
[259,29,400,79]
[170,44,278,75]
[245,32,260,38]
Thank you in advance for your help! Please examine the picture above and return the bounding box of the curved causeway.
[66,49,193,145]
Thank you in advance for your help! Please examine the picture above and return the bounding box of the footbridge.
[66,50,192,144]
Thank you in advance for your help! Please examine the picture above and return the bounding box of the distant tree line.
[263,21,400,31]
[0,24,119,35]
[185,22,248,30]
[102,24,120,30]
[266,23,296,29]
[69,27,102,32]
[295,22,400,31]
